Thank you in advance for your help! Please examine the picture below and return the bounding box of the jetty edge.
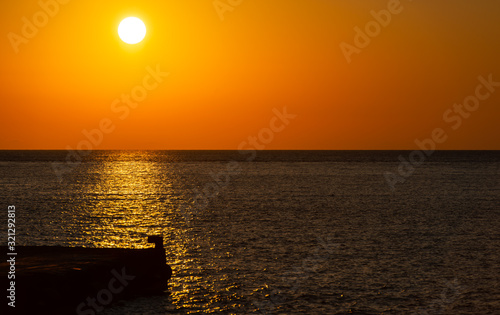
[1,235,172,314]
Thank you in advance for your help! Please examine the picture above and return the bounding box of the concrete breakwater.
[2,236,172,314]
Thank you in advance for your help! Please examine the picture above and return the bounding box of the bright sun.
[118,17,146,44]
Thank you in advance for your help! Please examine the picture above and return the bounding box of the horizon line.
[1,149,499,152]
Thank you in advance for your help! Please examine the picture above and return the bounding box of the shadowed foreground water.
[1,151,499,314]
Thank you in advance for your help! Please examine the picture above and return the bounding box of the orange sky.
[1,0,499,150]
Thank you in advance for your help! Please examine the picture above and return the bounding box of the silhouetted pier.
[1,236,172,314]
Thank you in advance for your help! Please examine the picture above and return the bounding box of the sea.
[0,150,499,314]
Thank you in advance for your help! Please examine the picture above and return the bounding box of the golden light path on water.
[67,151,234,311]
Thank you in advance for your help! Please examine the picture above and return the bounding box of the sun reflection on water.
[65,151,226,310]
[77,152,169,248]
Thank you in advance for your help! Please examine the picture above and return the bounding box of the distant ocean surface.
[1,150,499,314]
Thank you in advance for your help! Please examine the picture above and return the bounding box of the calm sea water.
[1,151,499,314]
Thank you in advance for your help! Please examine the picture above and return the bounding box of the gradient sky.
[1,0,499,150]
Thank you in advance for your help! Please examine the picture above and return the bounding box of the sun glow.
[118,17,146,44]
